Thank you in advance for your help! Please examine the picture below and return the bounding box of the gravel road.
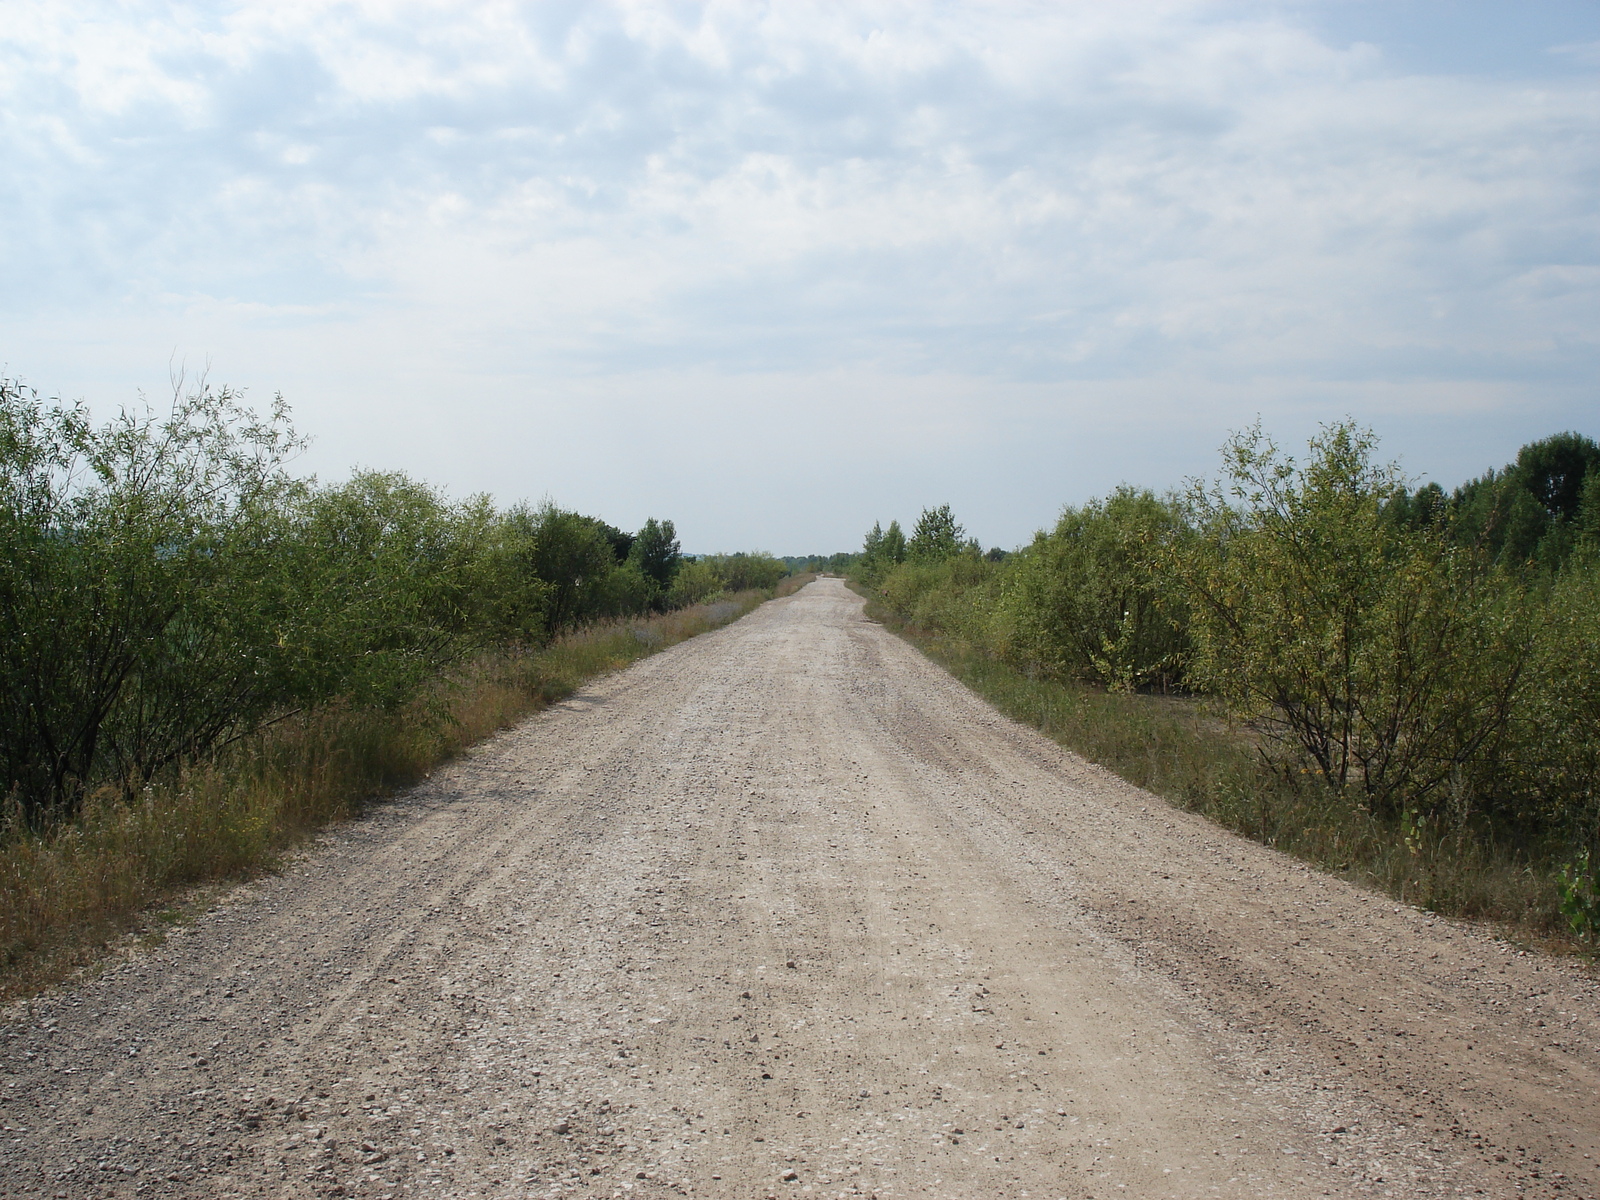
[3,578,1598,1199]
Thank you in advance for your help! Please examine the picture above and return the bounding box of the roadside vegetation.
[0,373,799,998]
[783,552,861,575]
[856,422,1600,947]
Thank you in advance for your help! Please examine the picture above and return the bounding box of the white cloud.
[1,1,1596,549]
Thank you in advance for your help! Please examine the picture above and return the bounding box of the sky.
[2,1,1597,554]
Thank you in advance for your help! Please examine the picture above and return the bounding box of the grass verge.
[1,584,805,1002]
[862,592,1573,951]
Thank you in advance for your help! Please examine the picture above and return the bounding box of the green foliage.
[715,552,787,592]
[908,504,964,561]
[1516,432,1599,522]
[519,503,627,634]
[0,375,309,823]
[291,471,497,708]
[1580,471,1600,548]
[1513,556,1600,852]
[1558,853,1600,944]
[876,603,1568,938]
[628,517,682,600]
[1179,422,1527,820]
[882,520,906,567]
[667,552,787,607]
[875,545,1002,647]
[591,561,658,618]
[853,420,1598,940]
[862,520,883,561]
[1442,431,1600,573]
[856,519,907,584]
[667,558,725,608]
[1,589,771,998]
[474,507,555,647]
[1001,487,1189,692]
[0,372,723,828]
[780,553,857,575]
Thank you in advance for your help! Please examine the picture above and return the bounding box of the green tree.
[862,520,884,564]
[1002,487,1189,692]
[1179,421,1527,819]
[518,504,619,633]
[0,376,308,822]
[1516,432,1600,523]
[882,520,906,565]
[858,519,908,584]
[1448,432,1600,573]
[908,505,963,561]
[628,517,681,602]
[291,471,494,708]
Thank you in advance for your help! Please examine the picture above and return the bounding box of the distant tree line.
[781,552,859,575]
[857,422,1600,871]
[0,375,773,827]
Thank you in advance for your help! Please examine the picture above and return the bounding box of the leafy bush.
[666,552,786,607]
[854,419,1600,937]
[0,376,307,823]
[1001,487,1189,692]
[291,471,498,708]
[908,504,965,561]
[876,545,1002,646]
[592,561,658,618]
[1514,556,1600,853]
[1178,422,1529,821]
[0,373,732,828]
[667,558,725,607]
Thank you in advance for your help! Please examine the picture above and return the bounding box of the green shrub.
[627,517,681,606]
[850,420,1597,943]
[666,552,787,606]
[908,504,965,561]
[0,376,308,823]
[1514,556,1600,853]
[667,558,725,607]
[876,546,1002,647]
[1001,487,1189,692]
[1177,422,1528,821]
[0,373,719,826]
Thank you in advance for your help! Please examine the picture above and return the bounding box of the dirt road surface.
[3,578,1598,1199]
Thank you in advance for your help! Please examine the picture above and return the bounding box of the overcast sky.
[3,1,1597,553]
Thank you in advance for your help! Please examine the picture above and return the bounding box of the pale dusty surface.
[3,579,1599,1199]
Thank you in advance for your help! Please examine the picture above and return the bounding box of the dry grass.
[773,571,817,597]
[0,588,778,1002]
[867,597,1576,952]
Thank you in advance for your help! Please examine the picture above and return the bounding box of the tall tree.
[629,517,681,589]
[908,505,964,561]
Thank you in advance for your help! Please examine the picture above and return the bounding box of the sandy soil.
[3,578,1598,1200]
